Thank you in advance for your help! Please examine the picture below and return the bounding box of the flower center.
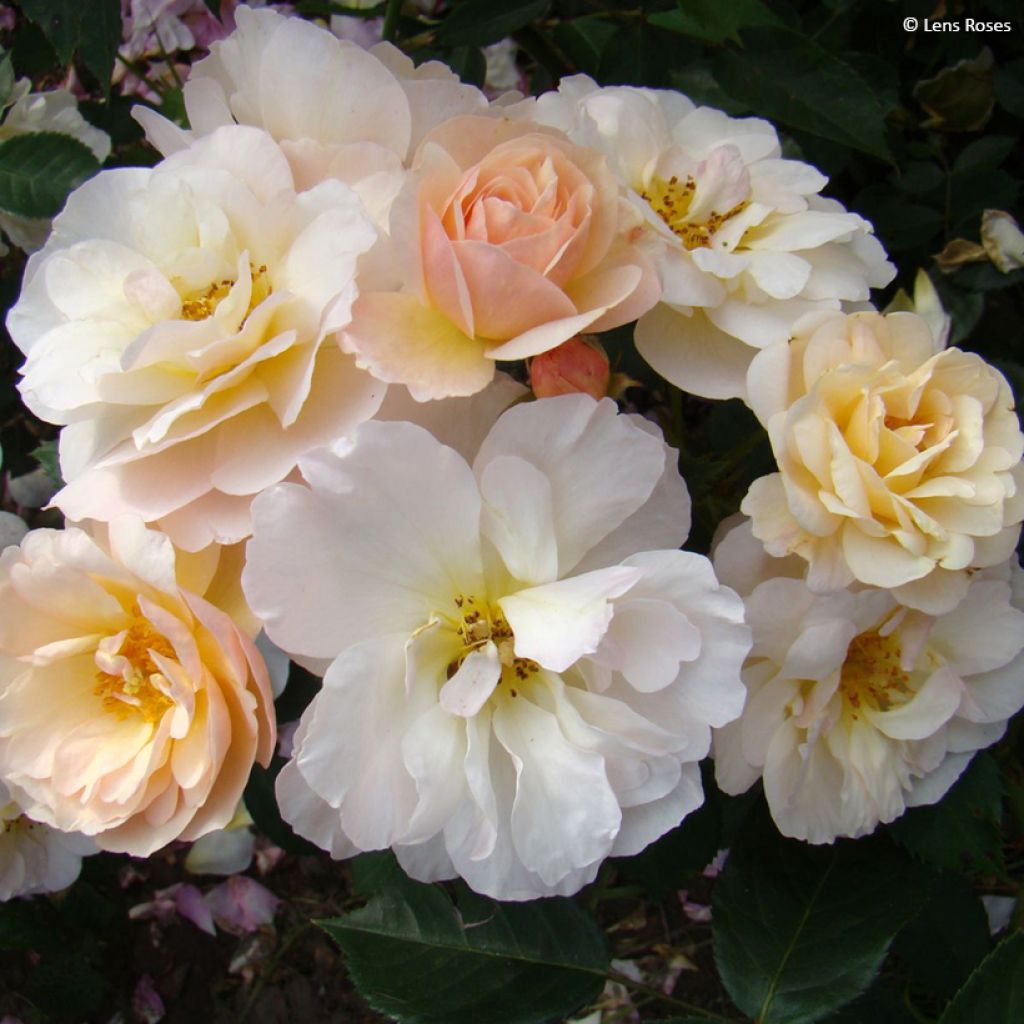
[447,595,539,688]
[93,609,176,722]
[641,175,747,251]
[839,630,912,716]
[180,263,270,323]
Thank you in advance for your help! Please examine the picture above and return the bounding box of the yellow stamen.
[641,174,747,250]
[180,263,270,323]
[94,609,176,722]
[839,630,912,717]
[445,594,539,688]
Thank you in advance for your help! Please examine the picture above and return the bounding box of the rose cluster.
[1,6,1021,901]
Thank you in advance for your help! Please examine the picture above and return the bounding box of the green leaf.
[993,58,1024,116]
[437,0,550,50]
[445,45,487,88]
[76,0,121,96]
[320,855,608,1024]
[553,18,617,78]
[953,136,1016,175]
[820,977,916,1023]
[32,439,62,487]
[713,27,892,161]
[713,808,929,1024]
[597,24,677,88]
[650,0,782,44]
[889,752,1005,877]
[892,870,992,1000]
[937,932,1024,1024]
[19,0,82,65]
[0,48,14,112]
[0,132,100,218]
[669,62,749,116]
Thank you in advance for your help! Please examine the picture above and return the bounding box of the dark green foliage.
[713,807,931,1023]
[0,132,100,218]
[889,752,1006,877]
[320,853,608,1024]
[937,932,1024,1024]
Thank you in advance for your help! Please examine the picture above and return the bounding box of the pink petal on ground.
[206,875,280,934]
[131,974,166,1024]
[175,883,217,936]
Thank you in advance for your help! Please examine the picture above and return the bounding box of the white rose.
[525,77,894,401]
[713,519,1024,843]
[243,395,750,900]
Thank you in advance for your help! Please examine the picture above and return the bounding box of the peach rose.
[0,519,275,856]
[343,115,659,400]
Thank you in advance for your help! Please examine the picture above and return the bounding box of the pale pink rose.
[0,519,276,856]
[342,115,660,401]
[530,335,611,399]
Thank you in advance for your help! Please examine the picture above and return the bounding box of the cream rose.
[7,125,382,550]
[713,520,1024,843]
[525,76,894,402]
[134,6,485,221]
[0,519,275,856]
[342,115,660,401]
[742,310,1024,614]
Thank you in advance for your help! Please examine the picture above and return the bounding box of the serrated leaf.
[437,0,550,50]
[649,0,782,44]
[321,855,608,1024]
[0,132,100,218]
[19,0,83,65]
[937,932,1024,1024]
[713,808,929,1024]
[889,752,1005,877]
[713,27,892,161]
[76,0,120,96]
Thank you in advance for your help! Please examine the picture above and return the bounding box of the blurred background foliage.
[0,1,1021,1022]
